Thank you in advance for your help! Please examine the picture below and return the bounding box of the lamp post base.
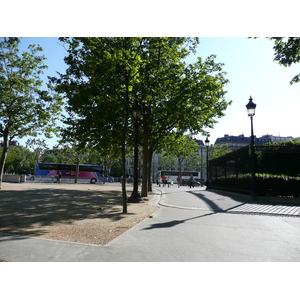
[127,191,144,203]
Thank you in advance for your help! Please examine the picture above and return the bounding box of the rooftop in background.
[215,134,272,145]
[0,140,20,147]
[213,134,299,152]
[194,139,204,147]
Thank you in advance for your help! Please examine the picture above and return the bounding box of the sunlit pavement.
[1,185,300,261]
[158,185,300,217]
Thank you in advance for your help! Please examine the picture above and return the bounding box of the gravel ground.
[0,182,159,245]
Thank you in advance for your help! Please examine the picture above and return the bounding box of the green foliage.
[183,151,202,171]
[53,37,143,154]
[25,138,49,163]
[160,134,200,170]
[0,146,35,174]
[160,135,200,172]
[162,135,199,159]
[256,140,300,177]
[269,37,300,84]
[51,37,231,202]
[159,155,176,170]
[53,37,230,154]
[210,143,229,159]
[212,173,300,197]
[39,145,121,176]
[0,37,63,187]
[0,37,63,139]
[210,140,300,197]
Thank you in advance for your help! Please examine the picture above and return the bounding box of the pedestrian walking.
[177,176,181,188]
[189,174,194,188]
[58,172,62,183]
[157,177,161,187]
[167,176,171,188]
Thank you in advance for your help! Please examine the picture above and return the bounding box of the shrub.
[211,173,300,197]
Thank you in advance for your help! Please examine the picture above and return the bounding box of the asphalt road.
[1,185,300,261]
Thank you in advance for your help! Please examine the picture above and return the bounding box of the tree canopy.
[257,140,300,176]
[0,37,63,188]
[269,37,300,84]
[160,135,200,178]
[51,37,231,210]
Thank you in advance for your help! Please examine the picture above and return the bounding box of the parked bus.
[34,162,110,183]
[156,170,201,183]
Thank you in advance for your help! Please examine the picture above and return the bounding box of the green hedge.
[210,173,300,197]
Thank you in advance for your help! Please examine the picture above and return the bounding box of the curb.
[157,188,211,211]
[208,188,300,206]
[156,187,300,217]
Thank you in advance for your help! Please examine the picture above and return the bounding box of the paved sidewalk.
[158,185,300,217]
[0,187,161,262]
[1,185,300,262]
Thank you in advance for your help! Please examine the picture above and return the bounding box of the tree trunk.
[0,128,9,189]
[141,141,148,197]
[141,122,149,197]
[147,147,153,192]
[121,85,129,212]
[75,158,79,183]
[121,146,127,213]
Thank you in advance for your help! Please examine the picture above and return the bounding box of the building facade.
[260,134,294,143]
[0,140,20,147]
[124,138,209,180]
[214,134,272,152]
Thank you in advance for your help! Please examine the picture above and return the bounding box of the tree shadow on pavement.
[188,190,247,212]
[142,211,217,230]
[142,189,251,231]
[0,188,133,239]
[145,189,300,232]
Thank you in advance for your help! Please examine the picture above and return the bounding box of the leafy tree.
[161,135,199,180]
[183,151,202,171]
[158,155,176,171]
[52,37,145,213]
[0,145,35,174]
[110,160,122,177]
[268,37,300,84]
[256,140,300,176]
[40,151,59,163]
[51,37,230,210]
[130,38,230,196]
[0,37,63,188]
[25,138,49,163]
[210,143,229,159]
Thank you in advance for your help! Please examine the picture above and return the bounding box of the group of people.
[177,174,195,188]
[157,174,195,188]
[157,175,172,187]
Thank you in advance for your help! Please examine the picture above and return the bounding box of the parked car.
[181,178,205,187]
[195,178,206,186]
[25,174,34,180]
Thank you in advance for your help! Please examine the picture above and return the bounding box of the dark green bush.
[211,173,300,197]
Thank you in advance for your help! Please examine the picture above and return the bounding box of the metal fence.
[208,145,300,197]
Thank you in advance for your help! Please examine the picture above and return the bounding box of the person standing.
[157,176,161,187]
[167,176,170,188]
[189,174,194,188]
[177,176,181,188]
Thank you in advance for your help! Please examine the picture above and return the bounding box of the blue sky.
[190,37,300,144]
[16,37,300,147]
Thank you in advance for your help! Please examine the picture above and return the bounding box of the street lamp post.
[200,147,203,180]
[246,96,257,196]
[128,102,143,203]
[205,136,210,187]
